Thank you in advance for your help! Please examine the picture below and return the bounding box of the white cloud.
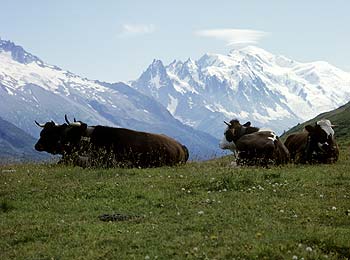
[119,23,155,37]
[195,28,268,46]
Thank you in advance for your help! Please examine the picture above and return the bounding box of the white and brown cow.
[284,119,339,164]
[220,119,289,166]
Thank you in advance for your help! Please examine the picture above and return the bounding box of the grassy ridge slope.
[1,153,350,259]
[0,116,49,162]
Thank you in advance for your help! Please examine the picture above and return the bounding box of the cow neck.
[239,127,247,137]
[232,126,248,142]
[80,126,95,142]
[239,126,253,137]
[234,126,259,141]
[305,133,322,155]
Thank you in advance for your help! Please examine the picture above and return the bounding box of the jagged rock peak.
[0,38,43,65]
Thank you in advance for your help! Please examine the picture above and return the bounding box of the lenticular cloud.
[195,28,268,46]
[119,24,155,37]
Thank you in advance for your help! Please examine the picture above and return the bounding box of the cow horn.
[35,120,45,128]
[65,115,81,126]
[331,124,337,127]
[64,114,71,124]
[224,121,231,126]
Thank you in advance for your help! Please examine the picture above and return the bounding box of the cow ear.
[243,121,251,127]
[305,125,315,133]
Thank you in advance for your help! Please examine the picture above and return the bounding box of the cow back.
[88,126,188,167]
[235,131,289,165]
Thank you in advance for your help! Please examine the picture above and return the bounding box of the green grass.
[1,148,350,259]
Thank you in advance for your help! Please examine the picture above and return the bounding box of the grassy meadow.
[1,147,350,259]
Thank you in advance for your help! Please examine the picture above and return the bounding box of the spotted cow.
[284,119,339,164]
[220,119,289,166]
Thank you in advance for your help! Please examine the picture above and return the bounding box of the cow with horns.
[284,119,339,164]
[220,119,289,166]
[34,116,189,168]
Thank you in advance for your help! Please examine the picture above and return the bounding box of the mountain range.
[131,46,350,137]
[0,39,219,160]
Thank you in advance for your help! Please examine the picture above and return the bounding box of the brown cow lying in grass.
[284,119,339,164]
[35,116,189,168]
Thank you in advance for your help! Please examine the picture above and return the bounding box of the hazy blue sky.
[1,0,349,82]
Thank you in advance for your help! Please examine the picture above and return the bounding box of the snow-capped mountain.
[132,46,350,137]
[0,39,219,160]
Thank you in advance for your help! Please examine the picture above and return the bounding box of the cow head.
[34,120,68,154]
[219,119,255,152]
[304,119,338,162]
[35,116,88,155]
